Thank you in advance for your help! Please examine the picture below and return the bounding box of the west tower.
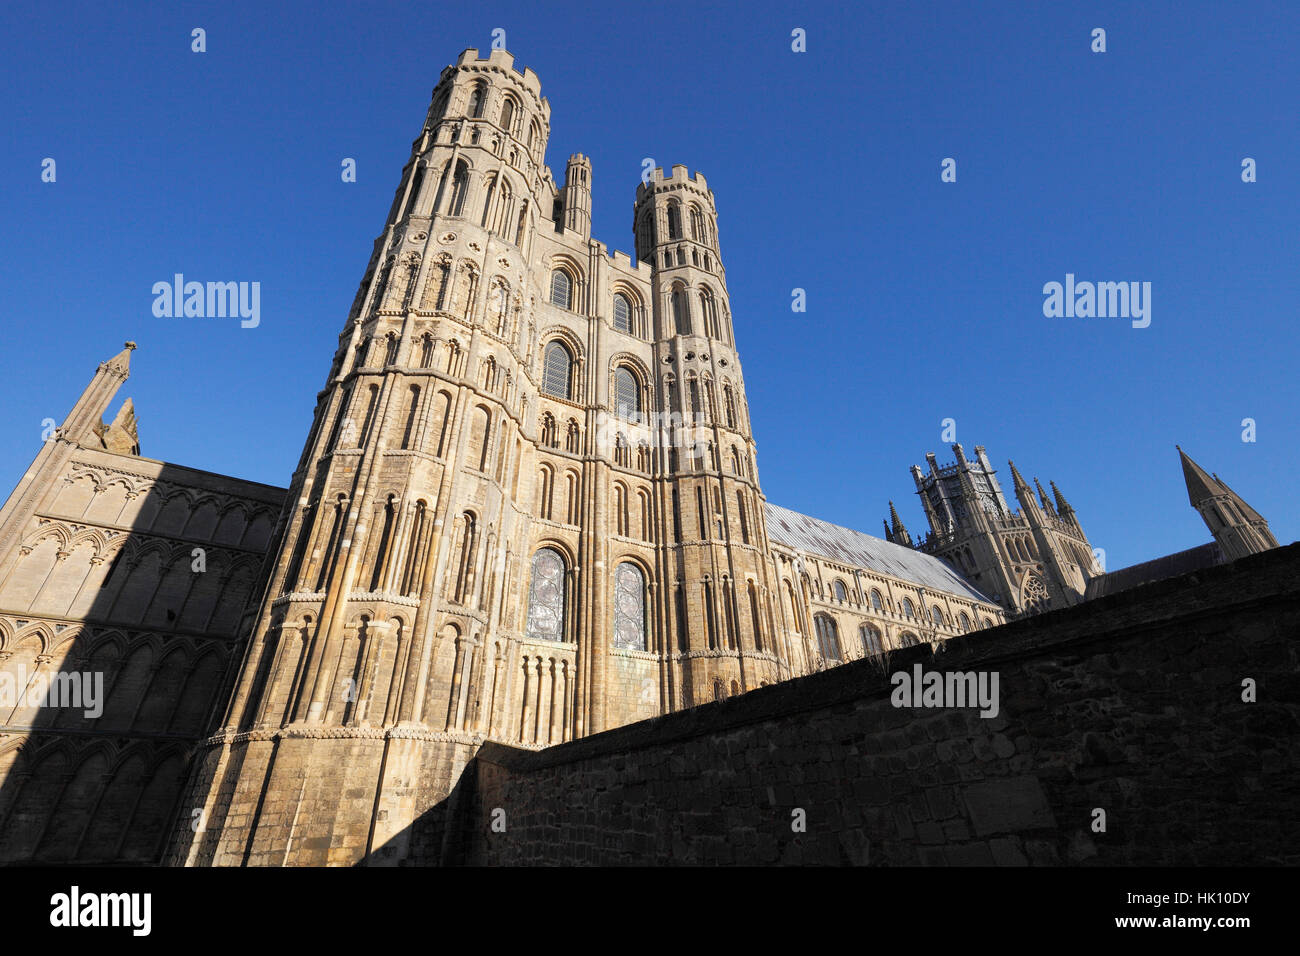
[164,49,795,867]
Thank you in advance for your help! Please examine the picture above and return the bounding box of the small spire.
[1008,459,1030,491]
[887,500,912,546]
[104,341,136,377]
[1034,477,1053,511]
[1050,480,1073,514]
[1178,446,1222,508]
[889,500,905,531]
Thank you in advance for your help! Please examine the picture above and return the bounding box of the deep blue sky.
[2,1,1295,573]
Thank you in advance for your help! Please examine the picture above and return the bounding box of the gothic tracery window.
[613,562,647,650]
[814,613,842,663]
[860,624,883,656]
[525,547,567,642]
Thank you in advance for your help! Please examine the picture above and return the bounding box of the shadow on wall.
[368,543,1300,866]
[0,462,278,865]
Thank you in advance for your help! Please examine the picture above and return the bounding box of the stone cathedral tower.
[164,48,791,866]
[893,443,1101,616]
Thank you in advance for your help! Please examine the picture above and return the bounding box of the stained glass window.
[525,548,566,642]
[612,562,646,650]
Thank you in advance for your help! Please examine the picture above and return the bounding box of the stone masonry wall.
[449,544,1300,865]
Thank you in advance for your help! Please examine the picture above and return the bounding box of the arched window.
[832,580,848,603]
[723,385,737,428]
[814,614,841,663]
[525,547,567,642]
[550,269,572,309]
[699,288,719,338]
[516,203,529,247]
[690,204,705,241]
[671,286,691,335]
[491,179,513,236]
[405,164,426,217]
[958,612,971,633]
[479,174,497,228]
[537,465,554,518]
[897,632,919,648]
[612,293,632,333]
[613,562,647,650]
[449,161,469,216]
[870,589,883,612]
[499,97,515,132]
[637,212,656,261]
[902,597,915,620]
[931,605,944,626]
[453,512,477,603]
[860,624,883,656]
[369,496,397,591]
[468,82,486,118]
[399,385,420,449]
[982,617,994,629]
[400,500,428,595]
[419,335,435,369]
[542,341,573,399]
[614,366,640,419]
[667,202,682,239]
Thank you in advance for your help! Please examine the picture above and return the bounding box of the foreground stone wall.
[449,544,1300,865]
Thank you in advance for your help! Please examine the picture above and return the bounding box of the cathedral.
[0,48,1278,866]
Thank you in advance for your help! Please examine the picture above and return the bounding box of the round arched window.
[613,367,640,419]
[525,548,567,642]
[613,563,646,650]
[542,341,572,399]
[613,293,632,333]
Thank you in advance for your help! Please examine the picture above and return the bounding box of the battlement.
[568,152,591,166]
[608,249,651,274]
[635,164,714,202]
[454,48,550,117]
